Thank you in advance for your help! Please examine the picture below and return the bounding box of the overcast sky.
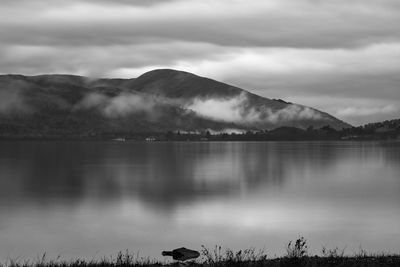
[1,0,399,125]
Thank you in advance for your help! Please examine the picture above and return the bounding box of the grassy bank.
[3,238,400,267]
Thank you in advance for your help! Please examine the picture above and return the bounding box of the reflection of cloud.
[2,141,400,212]
[2,142,400,260]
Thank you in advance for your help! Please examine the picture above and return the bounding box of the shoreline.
[3,241,400,267]
[3,252,400,267]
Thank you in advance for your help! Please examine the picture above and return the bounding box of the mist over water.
[1,141,400,261]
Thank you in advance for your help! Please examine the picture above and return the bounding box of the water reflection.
[0,141,352,207]
[0,141,400,260]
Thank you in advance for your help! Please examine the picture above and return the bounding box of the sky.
[0,0,399,125]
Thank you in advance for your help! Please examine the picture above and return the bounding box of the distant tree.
[166,131,174,140]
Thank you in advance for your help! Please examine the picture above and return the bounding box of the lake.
[0,141,400,261]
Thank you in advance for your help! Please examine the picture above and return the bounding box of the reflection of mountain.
[4,141,395,210]
[0,69,350,138]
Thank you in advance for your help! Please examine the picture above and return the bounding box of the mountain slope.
[97,69,350,129]
[0,69,350,138]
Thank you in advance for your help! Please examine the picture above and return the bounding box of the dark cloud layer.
[1,0,400,48]
[0,0,399,125]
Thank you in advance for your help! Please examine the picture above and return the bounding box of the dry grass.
[3,239,400,267]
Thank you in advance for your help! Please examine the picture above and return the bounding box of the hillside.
[0,69,350,139]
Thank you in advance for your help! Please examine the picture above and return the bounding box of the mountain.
[0,69,350,139]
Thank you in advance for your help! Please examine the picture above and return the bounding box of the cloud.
[286,95,400,126]
[186,93,323,125]
[74,93,108,110]
[263,105,322,123]
[75,93,154,117]
[334,105,399,126]
[0,81,32,114]
[103,94,156,117]
[186,93,259,123]
[1,0,399,125]
[0,42,226,77]
[336,106,398,118]
[1,0,400,48]
[74,92,182,119]
[174,43,400,82]
[74,90,325,128]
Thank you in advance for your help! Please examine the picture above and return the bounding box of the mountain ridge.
[0,69,351,138]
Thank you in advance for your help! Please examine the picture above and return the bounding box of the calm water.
[1,141,400,261]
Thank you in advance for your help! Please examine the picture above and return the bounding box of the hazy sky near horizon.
[1,0,400,125]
